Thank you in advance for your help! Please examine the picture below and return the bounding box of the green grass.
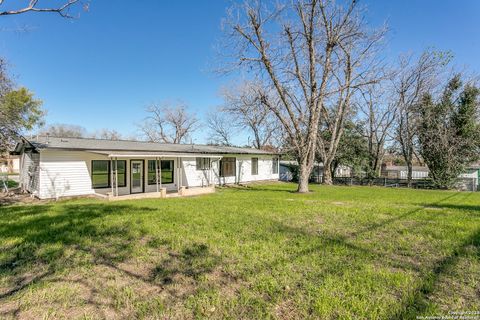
[0,179,18,189]
[0,183,479,319]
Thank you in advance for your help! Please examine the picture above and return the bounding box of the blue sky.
[0,0,479,143]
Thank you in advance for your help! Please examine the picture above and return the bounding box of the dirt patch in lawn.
[0,248,243,319]
[274,298,302,320]
[0,191,44,206]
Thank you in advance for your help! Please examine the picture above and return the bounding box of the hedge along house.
[12,136,280,200]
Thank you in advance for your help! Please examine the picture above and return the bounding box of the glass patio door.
[131,160,144,193]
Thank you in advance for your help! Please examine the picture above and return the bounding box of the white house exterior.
[12,137,280,199]
[279,160,351,182]
[380,164,430,180]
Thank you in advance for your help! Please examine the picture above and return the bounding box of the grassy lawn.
[0,183,479,319]
[0,178,18,190]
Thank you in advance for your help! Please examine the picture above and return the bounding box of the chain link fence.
[314,176,478,192]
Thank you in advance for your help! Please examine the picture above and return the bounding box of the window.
[148,160,174,184]
[92,160,110,188]
[147,160,159,185]
[251,158,258,175]
[113,160,126,187]
[161,160,174,184]
[220,157,236,177]
[91,160,126,188]
[272,157,279,174]
[196,157,211,170]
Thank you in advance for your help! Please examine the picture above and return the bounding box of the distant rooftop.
[382,165,429,172]
[14,136,276,155]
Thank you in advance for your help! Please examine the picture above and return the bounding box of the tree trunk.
[297,162,311,193]
[406,160,413,188]
[323,161,333,185]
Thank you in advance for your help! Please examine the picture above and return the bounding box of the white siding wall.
[37,151,185,198]
[19,151,40,196]
[399,170,429,179]
[459,170,479,179]
[33,150,278,199]
[39,150,96,199]
[212,155,279,185]
[181,157,214,187]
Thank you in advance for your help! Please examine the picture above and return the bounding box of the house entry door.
[131,160,144,193]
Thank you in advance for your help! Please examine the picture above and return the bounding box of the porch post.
[110,158,114,196]
[177,157,182,191]
[115,157,119,197]
[159,158,162,189]
[155,157,159,192]
[209,158,213,186]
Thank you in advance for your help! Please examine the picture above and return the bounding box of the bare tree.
[223,0,385,191]
[221,81,279,149]
[0,0,86,18]
[139,103,199,144]
[393,50,449,186]
[39,123,86,138]
[206,111,235,146]
[358,83,396,179]
[93,128,122,140]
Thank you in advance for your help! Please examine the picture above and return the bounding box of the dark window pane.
[252,158,258,175]
[196,157,211,170]
[161,160,174,184]
[220,157,236,177]
[161,160,172,171]
[114,160,126,187]
[147,160,174,184]
[147,160,158,185]
[92,160,110,188]
[272,157,279,174]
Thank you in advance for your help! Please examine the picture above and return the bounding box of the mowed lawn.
[0,184,479,319]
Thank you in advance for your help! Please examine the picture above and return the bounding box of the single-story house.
[11,136,280,200]
[279,160,351,182]
[381,162,479,191]
[380,164,430,179]
[458,164,480,191]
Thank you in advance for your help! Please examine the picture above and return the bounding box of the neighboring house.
[458,164,480,191]
[0,155,20,174]
[381,162,479,191]
[380,164,430,179]
[11,136,280,199]
[279,161,351,182]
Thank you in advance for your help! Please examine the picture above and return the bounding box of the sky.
[0,0,479,144]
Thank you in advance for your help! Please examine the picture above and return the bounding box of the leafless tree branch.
[0,0,86,18]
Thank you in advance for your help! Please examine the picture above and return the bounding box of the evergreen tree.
[417,75,480,188]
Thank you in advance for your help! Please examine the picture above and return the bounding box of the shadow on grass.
[151,243,220,285]
[351,192,464,238]
[220,185,299,194]
[0,188,478,318]
[0,201,220,310]
[253,191,478,317]
[0,203,142,298]
[390,228,480,320]
[424,203,480,214]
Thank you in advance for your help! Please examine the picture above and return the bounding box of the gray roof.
[15,136,275,155]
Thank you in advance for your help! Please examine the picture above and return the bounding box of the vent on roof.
[61,139,69,142]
